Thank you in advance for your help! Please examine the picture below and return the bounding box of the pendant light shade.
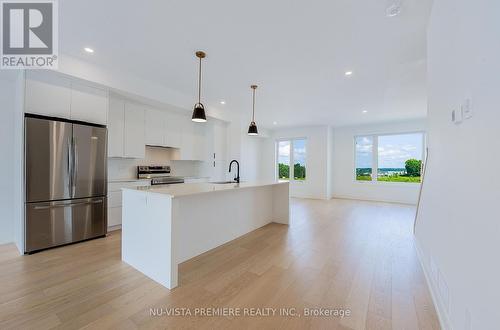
[192,51,207,122]
[247,85,259,136]
[192,103,206,122]
[248,121,258,135]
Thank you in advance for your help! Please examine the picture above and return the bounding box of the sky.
[278,139,306,165]
[356,133,423,169]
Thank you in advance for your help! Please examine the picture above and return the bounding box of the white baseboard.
[414,238,452,330]
[331,194,416,206]
[107,225,121,232]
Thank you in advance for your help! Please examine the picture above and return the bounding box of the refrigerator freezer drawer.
[25,197,107,253]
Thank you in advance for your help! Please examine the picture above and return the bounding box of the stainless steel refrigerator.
[24,115,107,253]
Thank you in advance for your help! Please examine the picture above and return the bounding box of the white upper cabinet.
[164,111,183,148]
[70,82,108,125]
[108,96,125,157]
[213,121,227,161]
[145,108,165,147]
[180,121,208,161]
[123,102,145,159]
[25,71,109,125]
[25,71,72,118]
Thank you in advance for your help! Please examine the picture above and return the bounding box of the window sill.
[278,179,307,183]
[354,180,421,187]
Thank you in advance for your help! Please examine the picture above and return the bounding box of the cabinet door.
[192,122,208,161]
[164,112,183,148]
[107,96,125,157]
[107,207,122,228]
[145,108,165,147]
[179,121,194,160]
[212,160,228,182]
[124,102,145,159]
[213,121,227,161]
[25,71,71,118]
[70,82,108,125]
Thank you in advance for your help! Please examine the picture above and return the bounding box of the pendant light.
[247,85,259,135]
[192,51,207,122]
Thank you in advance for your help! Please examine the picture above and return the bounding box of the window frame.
[275,137,307,182]
[353,131,426,185]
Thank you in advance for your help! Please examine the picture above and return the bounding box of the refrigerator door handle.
[68,137,73,195]
[33,199,104,210]
[72,137,78,197]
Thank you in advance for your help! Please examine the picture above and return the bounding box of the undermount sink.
[211,181,238,184]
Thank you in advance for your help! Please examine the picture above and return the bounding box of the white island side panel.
[174,184,289,263]
[122,189,177,288]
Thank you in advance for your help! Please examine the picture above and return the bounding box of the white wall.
[271,126,331,199]
[0,71,24,250]
[332,119,427,204]
[416,1,500,329]
[0,73,16,244]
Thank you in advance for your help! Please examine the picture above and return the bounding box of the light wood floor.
[0,198,440,330]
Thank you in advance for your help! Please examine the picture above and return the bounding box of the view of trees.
[278,163,306,180]
[356,159,422,183]
[405,159,422,177]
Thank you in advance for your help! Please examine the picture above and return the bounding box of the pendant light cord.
[198,57,202,104]
[251,86,256,121]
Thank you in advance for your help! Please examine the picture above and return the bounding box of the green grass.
[356,175,421,183]
[356,175,372,181]
[377,176,421,183]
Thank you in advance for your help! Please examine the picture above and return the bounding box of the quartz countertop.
[108,178,152,183]
[122,181,288,198]
[109,176,210,183]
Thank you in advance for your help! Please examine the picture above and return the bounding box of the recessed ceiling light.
[362,110,368,114]
[220,100,226,105]
[84,47,94,53]
[273,121,278,125]
[345,71,353,76]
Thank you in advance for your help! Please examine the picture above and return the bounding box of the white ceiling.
[59,0,433,128]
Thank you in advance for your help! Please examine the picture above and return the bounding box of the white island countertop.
[121,180,289,289]
[123,181,288,198]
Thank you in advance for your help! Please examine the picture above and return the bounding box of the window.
[277,139,306,181]
[355,132,424,183]
[355,136,374,181]
[277,140,290,180]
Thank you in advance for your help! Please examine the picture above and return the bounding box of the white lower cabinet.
[107,180,150,230]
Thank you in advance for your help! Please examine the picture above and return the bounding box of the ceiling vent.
[386,0,402,17]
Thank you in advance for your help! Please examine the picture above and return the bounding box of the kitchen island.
[121,181,289,289]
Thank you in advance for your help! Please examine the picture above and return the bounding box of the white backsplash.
[108,146,209,180]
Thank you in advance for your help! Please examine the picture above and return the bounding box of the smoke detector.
[386,0,402,17]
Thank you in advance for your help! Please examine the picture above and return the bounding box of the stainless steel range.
[137,166,185,185]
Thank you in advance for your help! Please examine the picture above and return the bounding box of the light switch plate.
[452,108,463,124]
[463,98,473,119]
